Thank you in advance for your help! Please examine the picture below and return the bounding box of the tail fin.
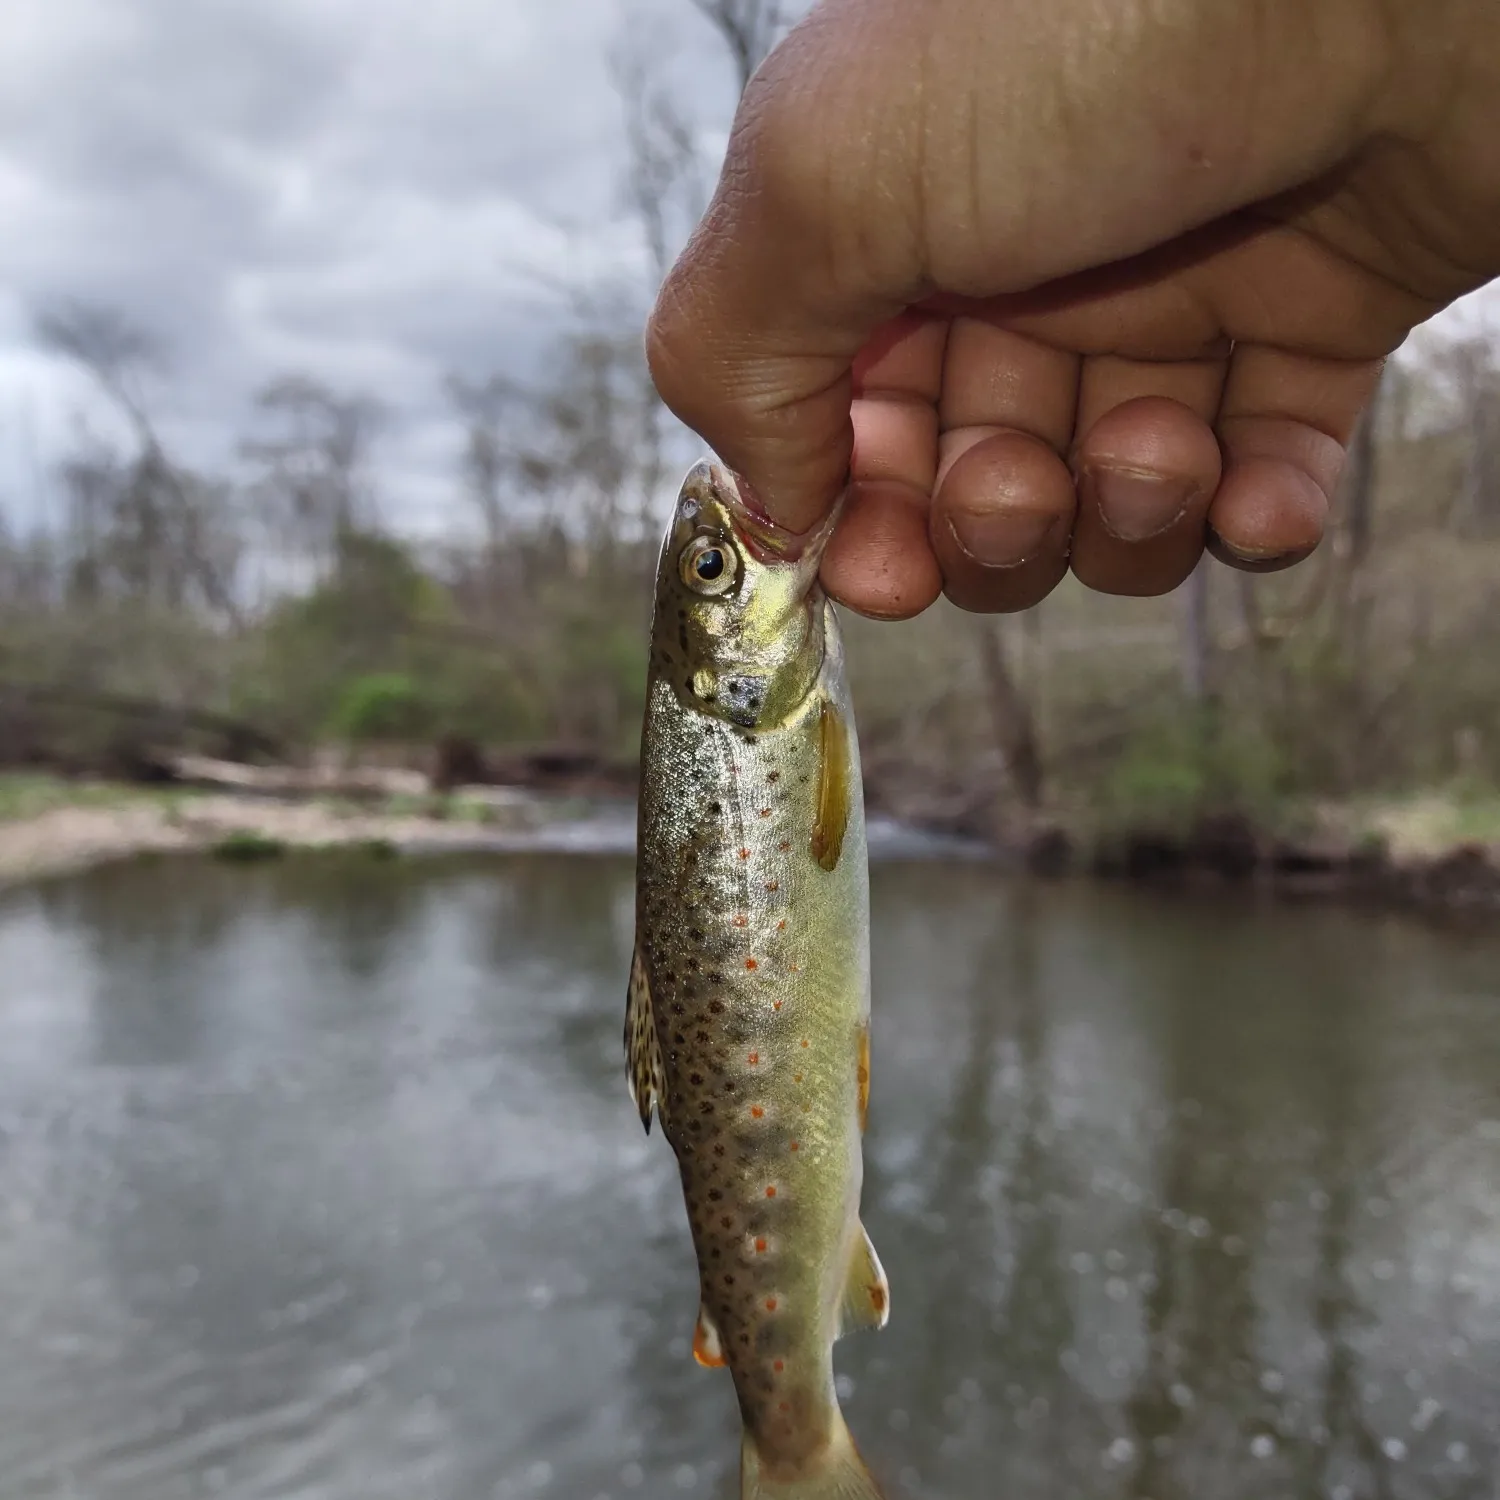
[740,1412,884,1499]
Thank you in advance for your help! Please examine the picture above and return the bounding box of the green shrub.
[326,673,429,743]
[211,830,286,862]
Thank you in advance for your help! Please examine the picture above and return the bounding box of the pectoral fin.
[811,698,852,873]
[624,946,667,1134]
[836,1221,890,1339]
[856,1022,871,1133]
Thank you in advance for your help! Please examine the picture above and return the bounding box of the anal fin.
[836,1221,890,1339]
[693,1304,726,1368]
[624,946,667,1134]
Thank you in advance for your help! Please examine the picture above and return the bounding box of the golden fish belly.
[635,667,870,1463]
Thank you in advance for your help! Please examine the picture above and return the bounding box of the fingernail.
[1208,532,1315,571]
[945,507,1059,568]
[1216,537,1281,562]
[1083,466,1199,542]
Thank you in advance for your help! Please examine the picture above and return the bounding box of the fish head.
[651,459,840,732]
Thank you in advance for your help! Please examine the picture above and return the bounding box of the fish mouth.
[678,460,843,573]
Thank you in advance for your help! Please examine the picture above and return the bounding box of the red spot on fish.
[773,1358,784,1372]
[787,963,800,973]
[765,1297,778,1311]
[745,958,758,970]
[755,1237,768,1253]
[800,1039,809,1048]
[732,914,748,928]
[871,1285,887,1314]
[776,919,786,931]
[779,1401,791,1413]
[748,1052,759,1066]
[759,808,772,818]
[789,1141,800,1152]
[738,848,751,860]
[777,840,791,852]
[750,1106,764,1119]
[764,881,779,893]
[772,1001,783,1011]
[765,1185,777,1199]
[792,1073,802,1083]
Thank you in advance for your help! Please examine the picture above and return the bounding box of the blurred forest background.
[2,0,1499,852]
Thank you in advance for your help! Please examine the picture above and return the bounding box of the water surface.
[0,854,1496,1499]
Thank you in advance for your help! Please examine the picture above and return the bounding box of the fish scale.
[627,461,889,1500]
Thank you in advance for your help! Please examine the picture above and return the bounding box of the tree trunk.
[1180,556,1213,703]
[976,619,1044,810]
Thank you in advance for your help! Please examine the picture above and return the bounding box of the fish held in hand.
[627,460,888,1500]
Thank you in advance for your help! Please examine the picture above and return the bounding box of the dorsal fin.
[836,1221,890,1339]
[624,947,667,1134]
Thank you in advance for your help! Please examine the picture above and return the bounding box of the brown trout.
[627,460,887,1500]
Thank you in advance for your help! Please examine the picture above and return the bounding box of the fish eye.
[680,535,739,595]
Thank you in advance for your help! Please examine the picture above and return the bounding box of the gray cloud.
[0,0,726,525]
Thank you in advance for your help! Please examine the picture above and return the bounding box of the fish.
[627,459,888,1500]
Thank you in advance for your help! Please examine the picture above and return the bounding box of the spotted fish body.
[628,462,887,1500]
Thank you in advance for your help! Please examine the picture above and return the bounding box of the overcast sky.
[0,0,1494,537]
[0,0,746,532]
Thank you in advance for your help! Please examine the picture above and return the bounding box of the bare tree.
[1431,333,1500,530]
[445,372,540,550]
[243,375,383,574]
[1180,556,1213,703]
[689,0,789,94]
[36,301,242,619]
[611,42,708,286]
[977,620,1044,811]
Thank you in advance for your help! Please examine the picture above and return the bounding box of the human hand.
[647,0,1500,617]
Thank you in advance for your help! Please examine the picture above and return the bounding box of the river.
[0,852,1496,1499]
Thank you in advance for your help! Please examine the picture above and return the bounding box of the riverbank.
[4,770,1500,914]
[0,778,559,889]
[0,769,987,889]
[996,794,1500,912]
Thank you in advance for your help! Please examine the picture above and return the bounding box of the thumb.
[646,6,925,532]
